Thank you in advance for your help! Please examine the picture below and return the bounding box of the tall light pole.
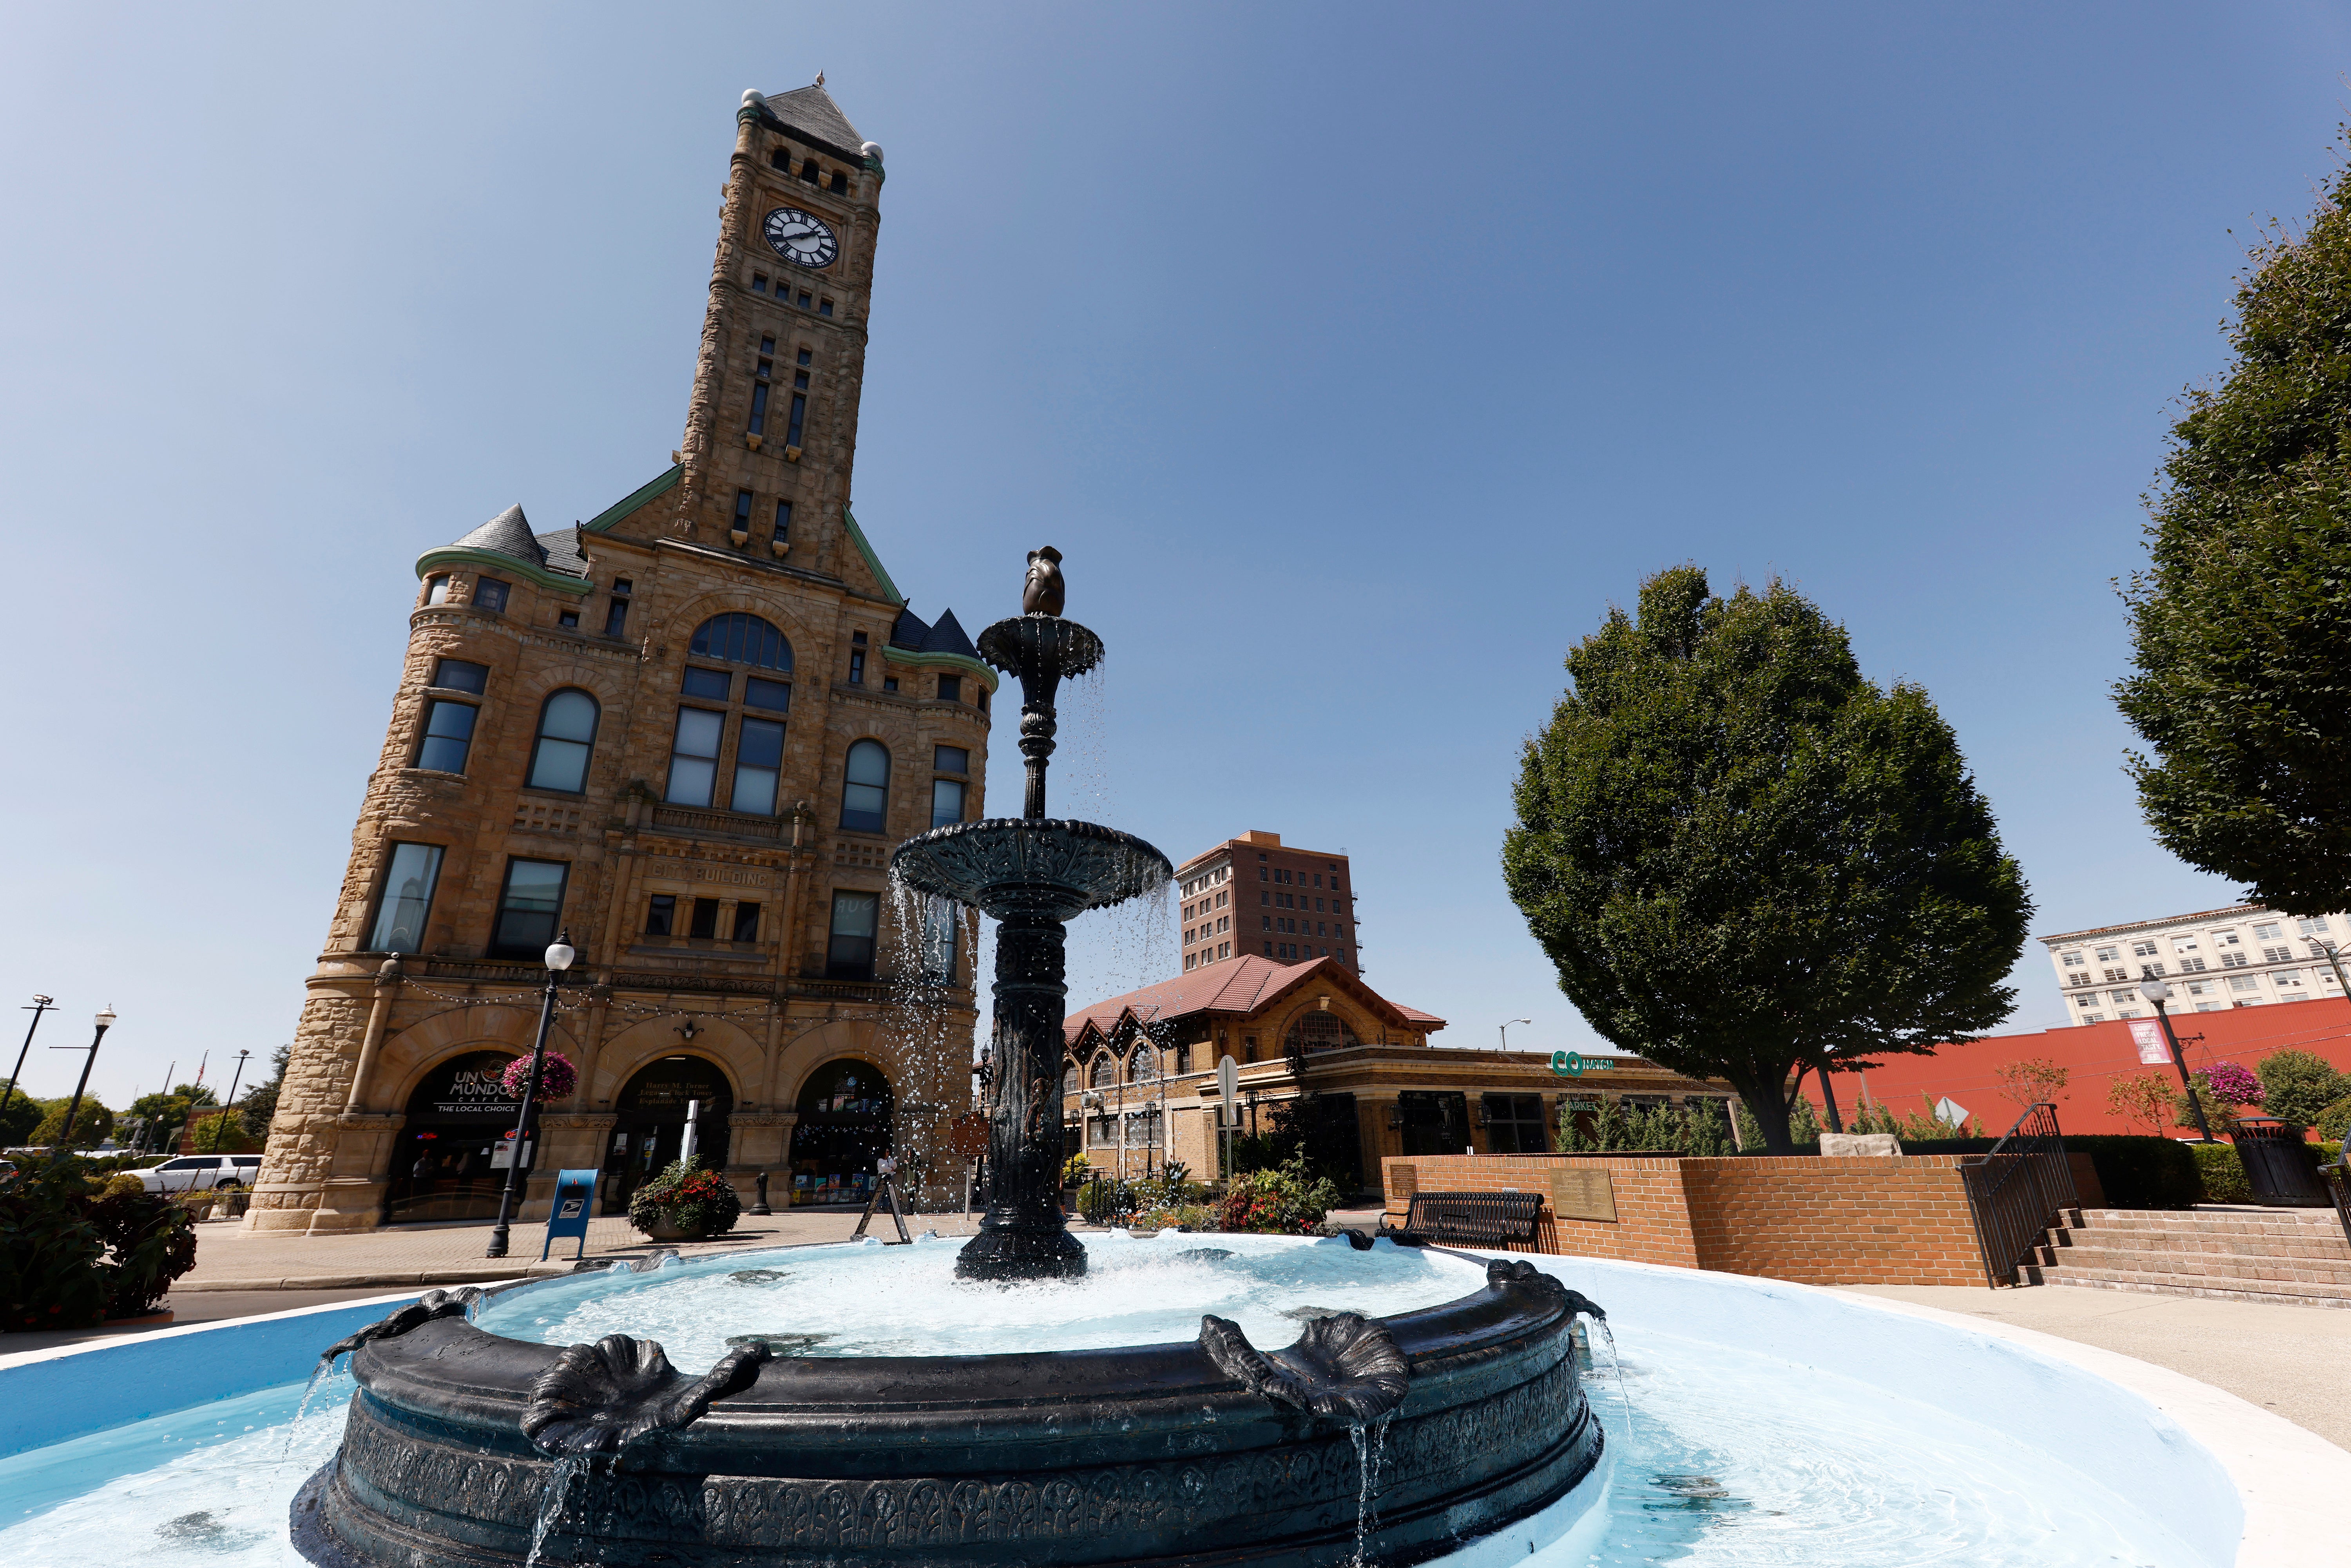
[486,931,574,1258]
[2139,978,2214,1142]
[0,995,54,1136]
[208,1049,252,1153]
[2318,940,2351,1003]
[52,1006,116,1156]
[1499,1018,1531,1051]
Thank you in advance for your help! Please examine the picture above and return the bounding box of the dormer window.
[801,158,820,183]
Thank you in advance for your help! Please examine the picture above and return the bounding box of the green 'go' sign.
[1549,1050,1583,1078]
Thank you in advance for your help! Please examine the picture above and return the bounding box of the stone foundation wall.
[1382,1152,1988,1287]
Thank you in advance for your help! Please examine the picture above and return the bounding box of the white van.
[138,1153,262,1193]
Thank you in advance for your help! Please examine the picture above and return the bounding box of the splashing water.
[523,1454,588,1568]
[275,1361,336,1465]
[1347,1414,1393,1566]
[1592,1315,1636,1450]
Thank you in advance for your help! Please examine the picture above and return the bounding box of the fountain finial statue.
[1022,545,1065,616]
[892,549,1170,1280]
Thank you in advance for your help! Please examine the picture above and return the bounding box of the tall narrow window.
[424,574,451,606]
[931,777,966,829]
[922,898,958,985]
[603,578,631,639]
[801,158,820,183]
[665,708,724,806]
[367,842,445,953]
[828,891,878,978]
[786,392,806,449]
[525,690,599,793]
[840,739,890,833]
[733,490,754,534]
[490,858,568,958]
[417,701,477,773]
[828,170,848,193]
[773,499,793,545]
[734,717,785,815]
[645,894,676,936]
[690,897,721,939]
[473,578,510,614]
[732,902,761,942]
[937,674,962,703]
[748,372,769,434]
[848,629,866,686]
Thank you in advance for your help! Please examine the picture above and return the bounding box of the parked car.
[138,1154,262,1193]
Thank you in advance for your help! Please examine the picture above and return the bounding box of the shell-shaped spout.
[1199,1311,1409,1427]
[521,1333,771,1456]
[320,1287,481,1362]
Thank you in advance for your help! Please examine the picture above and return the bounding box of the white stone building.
[2040,904,2351,1024]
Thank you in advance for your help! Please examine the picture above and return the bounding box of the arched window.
[688,612,793,672]
[1063,1062,1078,1095]
[1089,1054,1114,1089]
[1282,1011,1359,1057]
[1128,1045,1157,1083]
[840,740,890,833]
[525,690,599,793]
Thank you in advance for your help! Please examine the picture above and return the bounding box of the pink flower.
[500,1052,578,1103]
[2204,1062,2262,1106]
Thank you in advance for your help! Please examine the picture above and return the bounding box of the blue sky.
[4,3,2347,1110]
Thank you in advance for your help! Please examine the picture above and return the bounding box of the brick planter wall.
[1382,1153,1988,1287]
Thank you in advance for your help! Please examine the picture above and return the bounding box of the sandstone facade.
[252,83,994,1232]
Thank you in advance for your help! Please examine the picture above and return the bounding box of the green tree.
[1503,567,2032,1152]
[30,1098,114,1148]
[2118,141,2351,911]
[2254,1050,2349,1129]
[0,1086,50,1148]
[126,1084,215,1155]
[238,1043,292,1141]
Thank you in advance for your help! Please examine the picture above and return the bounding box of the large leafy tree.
[1504,567,2032,1151]
[2119,144,2351,911]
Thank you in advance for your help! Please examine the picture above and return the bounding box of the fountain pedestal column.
[959,911,1085,1280]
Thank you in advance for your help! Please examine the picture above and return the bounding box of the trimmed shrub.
[626,1158,741,1240]
[2318,1095,2351,1143]
[2191,1141,2251,1204]
[0,1159,197,1329]
[2257,1052,2351,1130]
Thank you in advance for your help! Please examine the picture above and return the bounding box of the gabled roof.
[920,608,977,660]
[760,83,866,161]
[1063,954,1446,1045]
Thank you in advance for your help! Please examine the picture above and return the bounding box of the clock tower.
[250,83,998,1234]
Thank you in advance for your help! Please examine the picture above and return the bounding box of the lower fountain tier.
[889,818,1173,920]
[293,1261,1601,1568]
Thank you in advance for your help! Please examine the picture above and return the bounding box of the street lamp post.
[2318,940,2351,1002]
[2139,978,2214,1143]
[52,1006,116,1156]
[485,932,574,1259]
[0,995,54,1135]
[1499,1018,1531,1052]
[209,1049,252,1153]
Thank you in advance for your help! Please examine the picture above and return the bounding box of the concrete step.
[2020,1259,2351,1307]
[2070,1208,2346,1243]
[2030,1240,2351,1287]
[2039,1226,2351,1264]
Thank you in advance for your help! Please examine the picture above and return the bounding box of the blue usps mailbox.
[541,1168,598,1261]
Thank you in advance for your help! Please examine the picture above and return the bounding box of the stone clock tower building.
[250,83,994,1233]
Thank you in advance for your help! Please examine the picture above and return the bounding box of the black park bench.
[1384,1190,1544,1251]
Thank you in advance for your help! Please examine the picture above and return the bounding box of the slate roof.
[436,503,590,581]
[888,606,980,660]
[761,83,866,160]
[1063,954,1446,1044]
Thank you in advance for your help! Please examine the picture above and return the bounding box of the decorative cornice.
[414,547,594,597]
[879,643,999,692]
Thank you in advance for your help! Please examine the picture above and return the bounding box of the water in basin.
[472,1231,1487,1369]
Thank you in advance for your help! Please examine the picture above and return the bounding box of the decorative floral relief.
[319,1287,481,1363]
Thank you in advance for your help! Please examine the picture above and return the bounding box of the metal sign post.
[540,1168,597,1261]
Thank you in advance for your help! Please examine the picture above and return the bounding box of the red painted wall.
[1807,998,2351,1137]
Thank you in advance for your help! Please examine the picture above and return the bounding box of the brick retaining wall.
[1382,1153,1988,1287]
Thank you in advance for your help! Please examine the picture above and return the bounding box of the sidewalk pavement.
[1838,1283,2351,1452]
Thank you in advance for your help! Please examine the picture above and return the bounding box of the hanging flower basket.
[501,1051,578,1103]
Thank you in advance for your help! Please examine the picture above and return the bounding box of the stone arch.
[371,1005,580,1116]
[589,1015,761,1110]
[662,590,824,668]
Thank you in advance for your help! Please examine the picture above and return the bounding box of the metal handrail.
[1959,1102,2077,1287]
[2322,1158,2351,1250]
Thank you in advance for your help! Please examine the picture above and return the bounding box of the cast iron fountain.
[290,550,1605,1568]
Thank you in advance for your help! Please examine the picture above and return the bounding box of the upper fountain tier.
[892,550,1170,919]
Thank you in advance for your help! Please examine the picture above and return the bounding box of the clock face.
[763,207,838,269]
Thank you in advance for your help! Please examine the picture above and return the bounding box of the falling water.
[523,1454,588,1568]
[1346,1414,1392,1566]
[276,1359,340,1464]
[1591,1315,1636,1448]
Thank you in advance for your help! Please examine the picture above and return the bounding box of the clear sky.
[4,3,2347,1112]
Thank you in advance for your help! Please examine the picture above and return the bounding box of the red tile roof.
[1063,953,1445,1043]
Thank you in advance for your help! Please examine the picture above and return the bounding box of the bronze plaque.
[1547,1166,1617,1222]
[1391,1162,1418,1200]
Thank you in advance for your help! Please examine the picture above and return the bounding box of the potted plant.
[627,1157,742,1241]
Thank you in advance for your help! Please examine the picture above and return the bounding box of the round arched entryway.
[383,1050,525,1224]
[599,1055,735,1215]
[786,1059,893,1207]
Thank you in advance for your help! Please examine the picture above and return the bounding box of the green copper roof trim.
[414,547,594,596]
[584,464,685,534]
[842,505,905,605]
[880,643,999,692]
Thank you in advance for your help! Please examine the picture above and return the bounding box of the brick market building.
[1059,954,1728,1192]
[250,81,997,1233]
[1177,830,1360,974]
